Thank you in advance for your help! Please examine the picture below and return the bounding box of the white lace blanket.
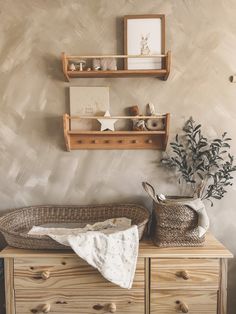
[28,218,139,289]
[180,198,210,237]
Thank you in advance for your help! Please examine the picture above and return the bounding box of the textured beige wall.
[1,0,236,311]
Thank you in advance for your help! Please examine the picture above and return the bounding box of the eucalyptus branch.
[162,117,236,206]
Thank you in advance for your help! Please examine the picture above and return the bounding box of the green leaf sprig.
[162,117,236,206]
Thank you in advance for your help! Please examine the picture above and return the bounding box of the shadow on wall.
[44,116,66,151]
[43,53,65,82]
[24,114,66,151]
[116,16,124,69]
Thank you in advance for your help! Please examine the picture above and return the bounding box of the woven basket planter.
[0,204,150,250]
[143,182,205,247]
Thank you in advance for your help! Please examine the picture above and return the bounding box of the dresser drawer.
[151,290,217,314]
[151,258,219,289]
[14,256,144,290]
[15,289,144,314]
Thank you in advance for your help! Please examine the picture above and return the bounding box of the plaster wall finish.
[0,0,236,312]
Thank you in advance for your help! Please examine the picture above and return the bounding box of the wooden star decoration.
[97,110,117,131]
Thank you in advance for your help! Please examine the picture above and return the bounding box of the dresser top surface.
[0,233,233,259]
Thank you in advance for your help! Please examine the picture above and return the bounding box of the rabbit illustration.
[140,33,151,55]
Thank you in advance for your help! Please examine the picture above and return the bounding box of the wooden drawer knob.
[177,270,190,280]
[41,271,50,280]
[106,303,116,313]
[179,302,189,313]
[41,304,51,313]
[31,304,51,313]
[93,303,116,313]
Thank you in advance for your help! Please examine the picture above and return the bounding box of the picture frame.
[124,14,165,70]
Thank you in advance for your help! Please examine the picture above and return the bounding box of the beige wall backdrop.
[0,0,236,311]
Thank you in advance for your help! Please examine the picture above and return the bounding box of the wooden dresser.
[0,233,232,314]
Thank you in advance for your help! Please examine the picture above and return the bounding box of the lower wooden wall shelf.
[63,114,170,151]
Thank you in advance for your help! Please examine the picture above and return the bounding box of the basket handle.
[142,182,159,203]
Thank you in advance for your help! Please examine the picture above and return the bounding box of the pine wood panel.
[218,259,228,314]
[151,258,219,289]
[145,259,150,314]
[138,234,233,258]
[66,54,167,58]
[69,133,166,150]
[0,233,233,314]
[4,258,15,314]
[1,234,233,259]
[151,290,217,314]
[15,289,144,314]
[14,257,144,290]
[155,258,219,268]
[66,69,168,78]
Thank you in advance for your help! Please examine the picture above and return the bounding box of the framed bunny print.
[124,15,165,70]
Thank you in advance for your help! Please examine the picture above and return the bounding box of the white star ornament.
[97,110,117,131]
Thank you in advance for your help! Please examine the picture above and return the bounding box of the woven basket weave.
[143,182,205,247]
[0,204,150,250]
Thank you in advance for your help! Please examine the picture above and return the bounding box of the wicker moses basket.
[142,182,205,247]
[0,204,150,250]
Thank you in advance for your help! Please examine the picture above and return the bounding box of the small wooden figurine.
[92,58,101,71]
[69,63,76,71]
[128,105,147,131]
[78,60,86,71]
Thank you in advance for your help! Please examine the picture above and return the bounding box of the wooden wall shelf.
[63,114,170,151]
[61,52,171,81]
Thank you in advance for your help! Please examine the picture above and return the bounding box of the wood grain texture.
[163,51,171,80]
[69,115,166,120]
[0,234,233,259]
[1,233,233,314]
[15,289,144,314]
[68,133,167,150]
[151,258,219,289]
[218,259,228,314]
[14,257,144,290]
[61,52,69,81]
[63,113,71,151]
[138,234,233,259]
[66,54,167,59]
[151,290,218,314]
[4,258,15,314]
[145,258,150,314]
[155,258,220,268]
[66,69,169,78]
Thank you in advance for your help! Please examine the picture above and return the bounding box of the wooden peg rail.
[63,113,170,151]
[61,52,171,81]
